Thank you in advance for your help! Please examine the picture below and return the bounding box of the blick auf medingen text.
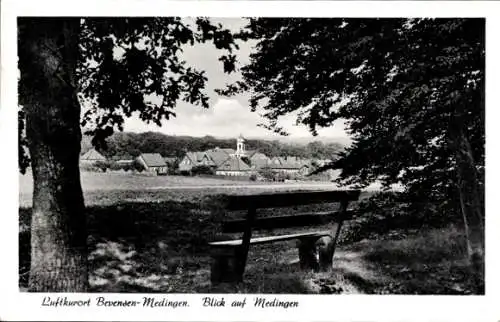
[41,296,299,309]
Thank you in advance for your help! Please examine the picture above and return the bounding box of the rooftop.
[139,153,167,167]
[205,149,231,166]
[81,149,106,161]
[217,156,252,171]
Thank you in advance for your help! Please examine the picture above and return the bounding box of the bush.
[192,165,215,175]
[94,160,111,172]
[258,167,276,181]
[108,161,123,171]
[304,171,331,182]
[276,172,291,182]
[249,174,257,181]
[337,191,463,246]
[132,159,145,172]
[80,162,99,172]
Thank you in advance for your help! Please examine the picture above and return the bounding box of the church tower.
[235,134,246,157]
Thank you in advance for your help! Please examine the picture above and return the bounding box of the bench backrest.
[222,190,361,233]
[226,190,360,210]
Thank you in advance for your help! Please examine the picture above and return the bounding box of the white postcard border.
[1,1,499,321]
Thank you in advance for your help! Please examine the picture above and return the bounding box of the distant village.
[80,135,335,180]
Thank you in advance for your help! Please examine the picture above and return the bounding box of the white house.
[136,153,168,175]
[178,152,213,172]
[80,148,106,164]
[215,156,253,176]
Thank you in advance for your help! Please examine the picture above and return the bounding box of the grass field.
[19,171,350,207]
[19,172,477,294]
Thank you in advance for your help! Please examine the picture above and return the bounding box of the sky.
[121,18,350,142]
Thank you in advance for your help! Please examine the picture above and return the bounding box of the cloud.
[124,97,348,140]
[124,98,258,136]
[122,18,350,141]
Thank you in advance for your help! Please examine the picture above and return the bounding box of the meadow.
[19,172,477,294]
[19,171,346,207]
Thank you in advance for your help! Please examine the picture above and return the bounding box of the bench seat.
[209,230,332,247]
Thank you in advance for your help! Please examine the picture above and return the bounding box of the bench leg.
[297,238,320,271]
[297,235,337,272]
[234,247,249,282]
[210,247,242,284]
[317,236,335,271]
[317,219,345,271]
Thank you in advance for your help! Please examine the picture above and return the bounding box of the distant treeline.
[82,132,346,160]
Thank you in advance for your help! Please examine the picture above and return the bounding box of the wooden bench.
[209,190,361,283]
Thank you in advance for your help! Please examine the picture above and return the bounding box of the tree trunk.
[18,18,88,292]
[449,118,484,294]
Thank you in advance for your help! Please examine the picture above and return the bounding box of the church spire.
[236,134,246,157]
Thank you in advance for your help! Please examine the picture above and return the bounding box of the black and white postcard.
[1,1,499,321]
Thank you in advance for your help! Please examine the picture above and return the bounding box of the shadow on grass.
[19,198,318,293]
[337,225,480,295]
[196,262,316,294]
[19,202,480,294]
[19,198,228,292]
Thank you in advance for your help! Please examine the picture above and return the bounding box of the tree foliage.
[224,18,485,209]
[84,131,344,160]
[17,17,241,292]
[223,18,485,291]
[18,17,239,173]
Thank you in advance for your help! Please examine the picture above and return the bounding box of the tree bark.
[449,116,484,294]
[19,18,88,292]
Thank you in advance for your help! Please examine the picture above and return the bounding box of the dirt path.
[272,244,395,294]
[327,249,394,294]
[276,242,399,294]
